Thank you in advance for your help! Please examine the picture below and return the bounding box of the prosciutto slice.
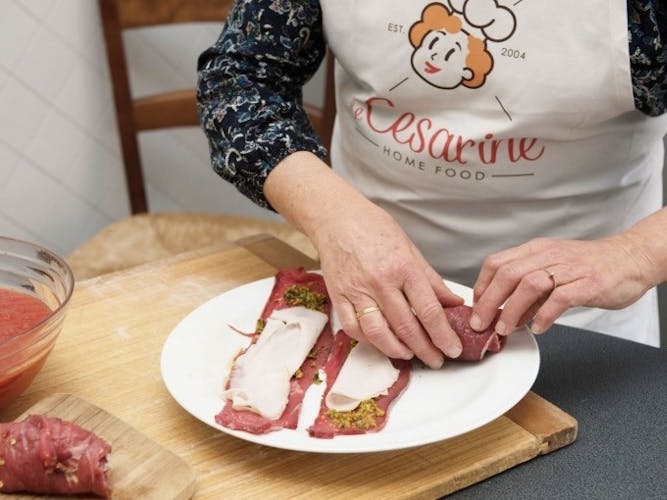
[216,268,334,434]
[445,305,505,361]
[0,415,112,498]
[309,331,411,439]
[325,339,400,412]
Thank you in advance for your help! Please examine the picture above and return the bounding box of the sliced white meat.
[223,306,328,419]
[325,340,400,411]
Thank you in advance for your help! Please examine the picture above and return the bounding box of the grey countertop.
[449,325,666,500]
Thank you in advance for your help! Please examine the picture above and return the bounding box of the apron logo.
[348,1,545,179]
[409,1,516,89]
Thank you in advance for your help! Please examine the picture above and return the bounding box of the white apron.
[320,0,667,346]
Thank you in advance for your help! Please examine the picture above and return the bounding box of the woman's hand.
[265,152,463,368]
[314,199,464,368]
[470,233,658,336]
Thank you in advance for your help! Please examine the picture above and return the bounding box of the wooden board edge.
[236,234,319,270]
[75,241,239,286]
[414,418,543,499]
[505,391,578,454]
[300,416,543,500]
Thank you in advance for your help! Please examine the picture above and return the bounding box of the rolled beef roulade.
[0,414,112,497]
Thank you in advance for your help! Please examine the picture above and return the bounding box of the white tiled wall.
[0,0,320,257]
[1,0,123,255]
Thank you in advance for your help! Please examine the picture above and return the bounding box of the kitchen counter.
[450,325,666,499]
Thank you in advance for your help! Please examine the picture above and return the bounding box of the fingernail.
[495,320,507,336]
[529,322,545,335]
[445,343,462,359]
[400,349,414,360]
[470,314,482,331]
[430,355,445,369]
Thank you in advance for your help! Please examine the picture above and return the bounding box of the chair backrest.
[99,0,336,214]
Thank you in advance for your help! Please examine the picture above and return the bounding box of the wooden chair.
[67,0,335,280]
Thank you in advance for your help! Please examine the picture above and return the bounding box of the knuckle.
[345,283,366,299]
[391,320,419,343]
[396,258,418,279]
[547,247,567,262]
[416,302,444,324]
[483,253,503,271]
[529,237,553,250]
[389,261,420,289]
[499,307,520,327]
[497,264,520,282]
[340,317,361,337]
[379,251,411,271]
[362,323,387,343]
[364,272,386,291]
[523,273,544,293]
[533,310,556,329]
[550,288,575,309]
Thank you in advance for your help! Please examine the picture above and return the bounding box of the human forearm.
[622,207,667,287]
[264,152,389,245]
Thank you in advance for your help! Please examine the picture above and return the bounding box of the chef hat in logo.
[449,0,517,42]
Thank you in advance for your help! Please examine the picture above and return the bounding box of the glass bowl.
[0,236,74,411]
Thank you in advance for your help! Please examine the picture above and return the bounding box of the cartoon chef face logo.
[409,1,516,89]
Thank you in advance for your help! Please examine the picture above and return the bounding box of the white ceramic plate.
[161,275,539,453]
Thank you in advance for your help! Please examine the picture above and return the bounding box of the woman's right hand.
[265,152,463,368]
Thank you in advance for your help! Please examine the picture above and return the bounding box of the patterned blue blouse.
[197,0,666,209]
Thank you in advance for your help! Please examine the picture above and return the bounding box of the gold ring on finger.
[544,269,557,289]
[356,305,381,320]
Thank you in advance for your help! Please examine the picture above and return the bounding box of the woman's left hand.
[470,234,656,336]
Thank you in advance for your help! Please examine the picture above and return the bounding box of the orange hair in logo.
[463,36,493,88]
[409,3,493,89]
[409,3,463,47]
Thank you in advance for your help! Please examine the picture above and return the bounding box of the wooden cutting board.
[6,393,196,500]
[2,235,577,499]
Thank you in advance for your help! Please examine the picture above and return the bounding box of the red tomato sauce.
[0,288,52,342]
[0,289,53,410]
[0,353,50,410]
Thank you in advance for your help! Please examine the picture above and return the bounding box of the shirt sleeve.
[628,0,666,116]
[197,0,328,210]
